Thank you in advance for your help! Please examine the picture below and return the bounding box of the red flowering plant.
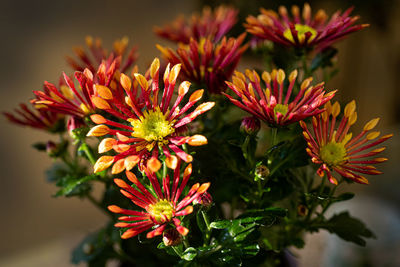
[245,3,369,81]
[4,3,394,267]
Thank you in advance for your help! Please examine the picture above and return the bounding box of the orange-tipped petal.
[165,155,178,169]
[198,182,210,194]
[150,58,160,79]
[364,118,380,131]
[92,96,111,110]
[120,73,132,91]
[187,134,208,146]
[98,138,117,153]
[108,205,124,213]
[94,85,113,99]
[125,155,140,171]
[94,155,114,173]
[178,81,191,96]
[87,125,110,136]
[189,89,204,102]
[134,73,149,91]
[90,114,107,124]
[112,158,126,174]
[147,157,162,172]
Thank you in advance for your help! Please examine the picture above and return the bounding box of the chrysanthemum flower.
[33,60,118,118]
[87,58,214,174]
[154,5,238,44]
[300,101,392,185]
[245,3,368,50]
[66,36,137,73]
[157,34,248,94]
[224,68,336,127]
[108,162,210,240]
[4,102,64,132]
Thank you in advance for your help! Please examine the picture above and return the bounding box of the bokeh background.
[1,0,399,266]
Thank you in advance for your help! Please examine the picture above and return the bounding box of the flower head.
[300,101,392,185]
[224,69,336,127]
[154,5,238,44]
[245,3,368,50]
[66,36,137,73]
[33,60,118,118]
[87,58,214,174]
[157,34,248,94]
[108,162,210,239]
[4,102,64,132]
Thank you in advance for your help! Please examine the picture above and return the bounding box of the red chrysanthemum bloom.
[66,36,137,73]
[223,68,336,127]
[154,5,238,44]
[157,34,248,94]
[300,101,392,185]
[108,162,210,239]
[86,58,214,174]
[33,60,119,118]
[245,3,369,50]
[4,102,64,132]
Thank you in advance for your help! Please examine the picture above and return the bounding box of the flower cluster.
[66,36,137,73]
[224,68,336,127]
[245,3,368,50]
[154,5,238,44]
[3,102,63,132]
[33,60,117,118]
[301,101,392,185]
[157,34,248,94]
[87,58,214,174]
[109,162,210,239]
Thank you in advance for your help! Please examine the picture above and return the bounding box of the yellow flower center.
[319,141,347,166]
[148,200,174,224]
[129,108,175,143]
[273,104,289,118]
[283,24,317,44]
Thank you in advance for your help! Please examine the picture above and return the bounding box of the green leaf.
[46,163,70,183]
[210,220,233,229]
[182,247,197,261]
[320,212,375,246]
[32,142,47,151]
[55,174,97,197]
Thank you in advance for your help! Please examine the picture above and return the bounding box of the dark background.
[1,0,399,266]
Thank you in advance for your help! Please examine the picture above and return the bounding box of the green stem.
[271,127,278,147]
[305,175,327,222]
[201,210,212,246]
[171,246,183,258]
[79,143,96,165]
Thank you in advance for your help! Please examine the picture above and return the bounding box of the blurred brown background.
[1,0,399,266]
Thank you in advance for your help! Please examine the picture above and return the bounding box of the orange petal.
[87,125,110,137]
[93,155,114,173]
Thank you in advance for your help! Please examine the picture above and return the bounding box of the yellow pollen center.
[319,141,347,166]
[283,24,317,44]
[148,200,174,224]
[130,108,175,144]
[273,104,289,118]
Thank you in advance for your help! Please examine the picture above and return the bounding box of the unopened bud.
[163,228,182,247]
[240,116,261,135]
[193,191,213,208]
[255,164,270,180]
[83,243,94,255]
[46,141,57,156]
[297,204,308,217]
[67,117,88,140]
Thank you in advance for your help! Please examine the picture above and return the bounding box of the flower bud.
[240,116,261,135]
[163,228,182,247]
[193,191,213,208]
[255,164,270,180]
[67,117,88,140]
[46,141,57,156]
[297,204,308,217]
